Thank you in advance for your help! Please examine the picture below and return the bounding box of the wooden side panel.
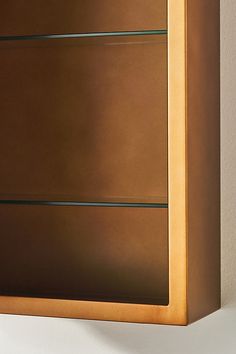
[167,0,188,325]
[186,0,221,322]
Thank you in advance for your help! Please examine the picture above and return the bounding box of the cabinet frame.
[0,0,220,325]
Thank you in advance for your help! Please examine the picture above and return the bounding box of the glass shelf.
[0,200,168,208]
[0,34,168,204]
[0,30,167,42]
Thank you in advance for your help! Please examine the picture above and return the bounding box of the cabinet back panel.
[0,205,169,305]
[0,0,167,36]
[0,36,167,203]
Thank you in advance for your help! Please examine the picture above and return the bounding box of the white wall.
[0,2,235,353]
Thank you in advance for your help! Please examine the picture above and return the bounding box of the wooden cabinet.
[0,0,220,325]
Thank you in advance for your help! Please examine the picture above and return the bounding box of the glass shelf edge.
[0,200,168,208]
[0,30,167,42]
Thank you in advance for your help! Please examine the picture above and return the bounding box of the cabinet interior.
[0,2,169,306]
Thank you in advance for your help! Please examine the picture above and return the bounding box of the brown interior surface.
[186,0,221,322]
[0,205,169,305]
[0,0,167,36]
[0,35,167,203]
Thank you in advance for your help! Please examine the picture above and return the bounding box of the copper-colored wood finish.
[0,0,167,35]
[0,205,168,305]
[0,0,220,325]
[0,36,167,203]
[186,0,221,323]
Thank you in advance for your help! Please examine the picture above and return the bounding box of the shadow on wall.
[81,1,236,353]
